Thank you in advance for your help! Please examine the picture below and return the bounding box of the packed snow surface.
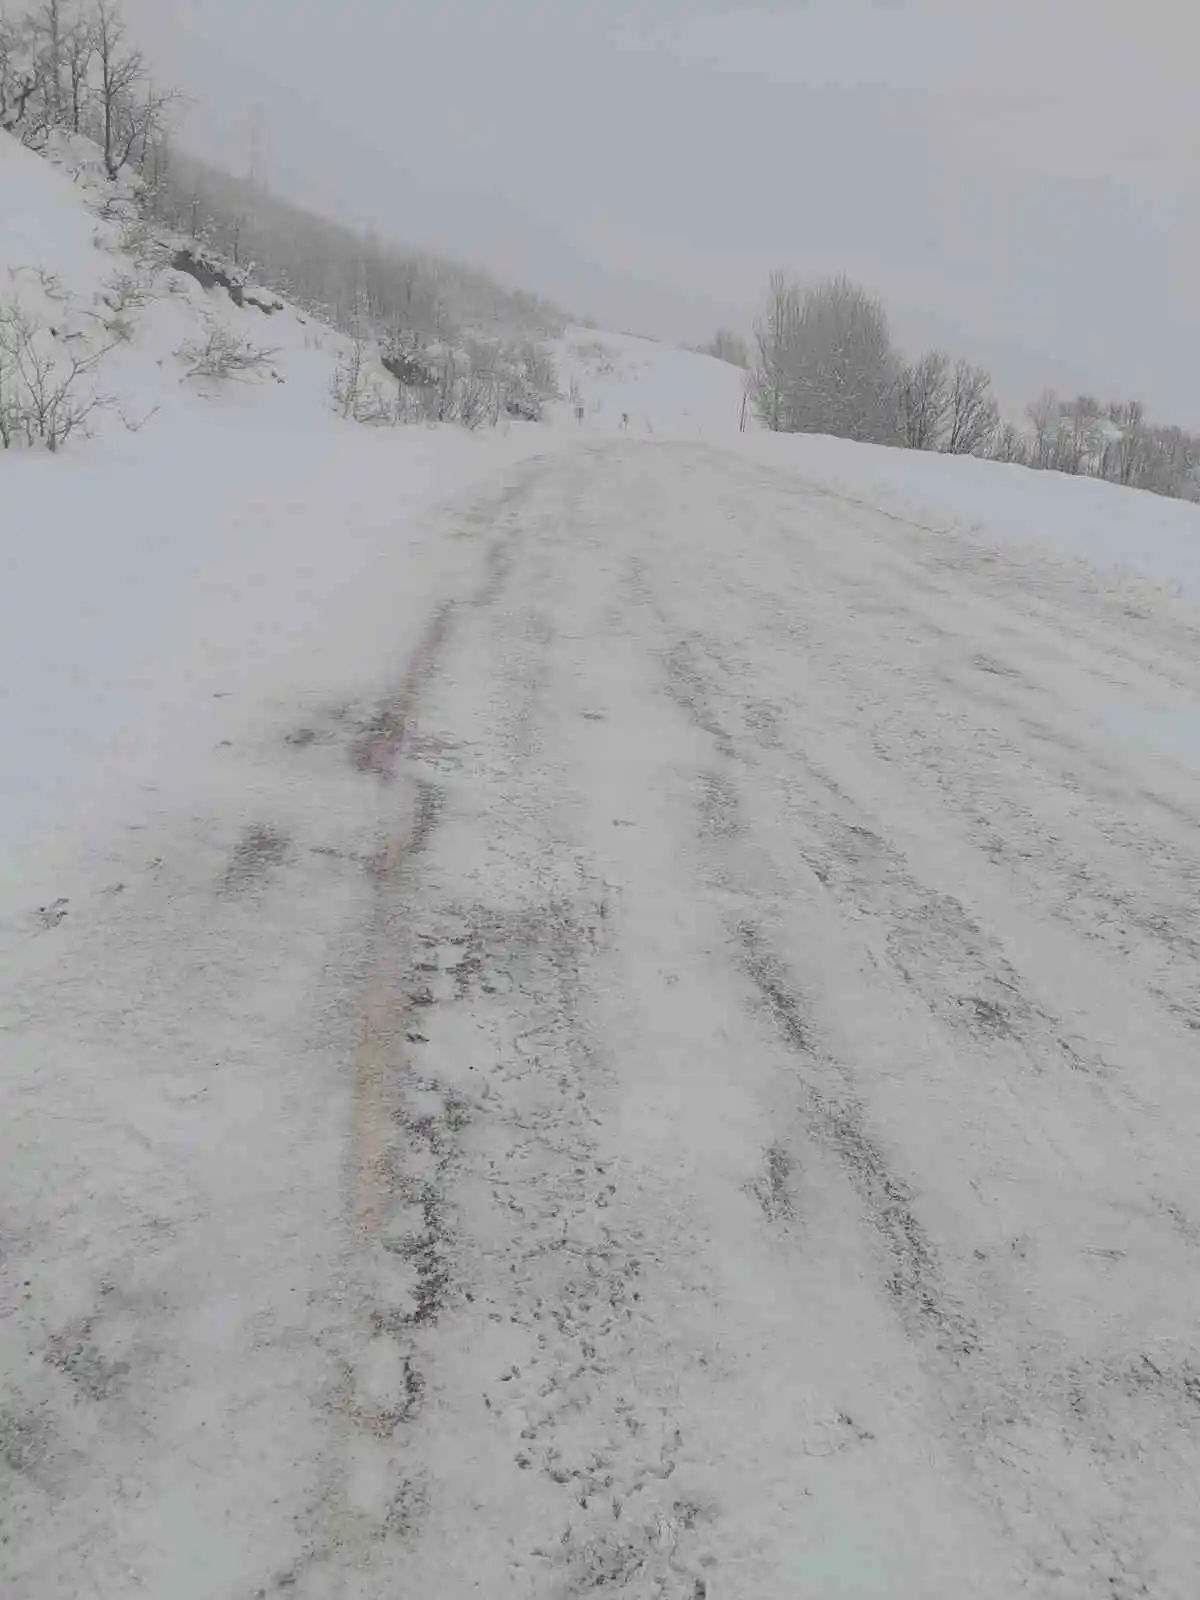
[5,132,1200,1599]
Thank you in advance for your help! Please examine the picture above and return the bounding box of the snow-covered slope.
[749,429,1200,606]
[0,130,555,898]
[555,323,749,436]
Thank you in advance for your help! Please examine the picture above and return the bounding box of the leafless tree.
[990,420,1028,466]
[752,271,801,432]
[702,328,749,368]
[1101,399,1146,486]
[944,360,999,456]
[27,0,68,123]
[0,10,40,139]
[777,275,901,442]
[1052,394,1107,476]
[63,6,94,132]
[92,0,177,179]
[897,349,950,450]
[1,2,96,144]
[1136,423,1200,500]
[1025,389,1061,470]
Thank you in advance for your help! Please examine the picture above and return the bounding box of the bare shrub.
[177,318,278,381]
[331,336,395,423]
[90,266,160,344]
[0,298,109,450]
[508,338,558,418]
[115,214,169,271]
[98,268,153,314]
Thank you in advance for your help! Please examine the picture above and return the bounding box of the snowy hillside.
[555,323,749,435]
[0,129,557,899]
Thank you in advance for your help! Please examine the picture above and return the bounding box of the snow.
[0,130,558,899]
[6,129,1200,1598]
[0,136,559,1595]
[749,428,1200,604]
[555,323,748,435]
[552,318,1200,611]
[0,129,113,297]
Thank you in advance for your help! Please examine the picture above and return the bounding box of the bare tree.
[983,386,1200,503]
[24,0,71,125]
[92,0,176,179]
[897,349,950,450]
[1135,423,1200,500]
[41,0,65,121]
[944,360,999,456]
[773,275,900,443]
[0,10,40,139]
[1025,389,1061,470]
[990,420,1028,465]
[1102,399,1146,486]
[2,1,97,144]
[752,271,802,432]
[63,6,94,132]
[702,328,749,368]
[1052,394,1107,476]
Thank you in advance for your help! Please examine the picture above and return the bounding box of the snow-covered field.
[6,133,1200,1598]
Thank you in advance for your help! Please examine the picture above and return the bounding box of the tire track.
[617,447,1200,1598]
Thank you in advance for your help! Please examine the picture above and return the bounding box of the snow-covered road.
[6,439,1200,1598]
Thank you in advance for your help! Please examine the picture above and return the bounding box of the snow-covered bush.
[177,318,278,382]
[331,336,396,424]
[331,329,557,432]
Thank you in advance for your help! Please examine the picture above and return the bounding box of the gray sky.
[126,0,1199,420]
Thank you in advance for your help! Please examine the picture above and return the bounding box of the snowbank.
[747,430,1200,604]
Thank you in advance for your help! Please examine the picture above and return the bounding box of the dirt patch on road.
[748,1142,795,1225]
[352,603,457,781]
[221,823,290,897]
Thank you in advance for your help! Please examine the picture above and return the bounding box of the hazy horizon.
[125,0,1198,422]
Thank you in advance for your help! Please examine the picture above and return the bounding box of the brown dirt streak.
[351,601,456,1238]
[351,602,456,780]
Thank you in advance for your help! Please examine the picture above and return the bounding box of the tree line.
[704,273,1200,503]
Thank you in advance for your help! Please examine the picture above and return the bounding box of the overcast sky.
[125,0,1199,420]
